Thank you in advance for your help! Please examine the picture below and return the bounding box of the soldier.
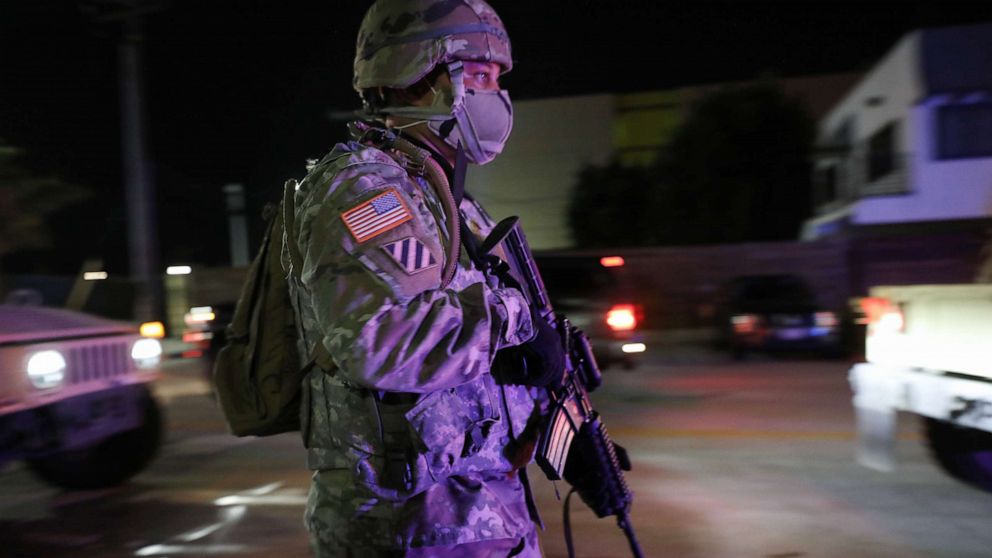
[282,1,565,556]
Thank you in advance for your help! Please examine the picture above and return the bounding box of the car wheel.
[924,417,992,492]
[25,389,163,490]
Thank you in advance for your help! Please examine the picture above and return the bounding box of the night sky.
[2,1,991,275]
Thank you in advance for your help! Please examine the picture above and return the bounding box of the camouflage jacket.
[283,138,546,548]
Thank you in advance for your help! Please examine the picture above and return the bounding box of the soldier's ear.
[402,65,450,107]
[365,67,448,111]
[429,67,452,90]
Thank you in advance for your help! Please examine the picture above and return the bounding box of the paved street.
[3,345,992,557]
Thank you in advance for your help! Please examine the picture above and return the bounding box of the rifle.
[480,216,644,558]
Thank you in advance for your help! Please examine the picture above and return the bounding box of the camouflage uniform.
[283,1,545,554]
[283,141,547,556]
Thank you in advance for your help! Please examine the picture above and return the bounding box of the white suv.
[0,304,163,490]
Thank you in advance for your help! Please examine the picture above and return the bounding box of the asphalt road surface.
[3,344,992,557]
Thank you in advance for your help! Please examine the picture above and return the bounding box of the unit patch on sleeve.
[341,188,413,243]
[382,236,438,275]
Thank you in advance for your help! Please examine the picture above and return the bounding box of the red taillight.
[182,331,214,343]
[859,297,904,335]
[600,256,625,268]
[731,314,761,334]
[606,304,638,331]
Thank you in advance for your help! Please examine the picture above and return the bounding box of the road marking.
[177,522,225,542]
[214,481,307,507]
[176,506,245,543]
[242,482,282,495]
[135,544,250,556]
[214,488,308,507]
[134,482,306,556]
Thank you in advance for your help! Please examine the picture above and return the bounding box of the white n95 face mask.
[382,61,513,165]
[432,85,513,165]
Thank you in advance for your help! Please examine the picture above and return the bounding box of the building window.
[936,102,992,160]
[867,122,896,181]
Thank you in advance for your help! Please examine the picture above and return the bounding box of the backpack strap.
[282,179,336,374]
[282,179,305,283]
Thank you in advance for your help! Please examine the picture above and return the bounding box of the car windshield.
[734,275,814,302]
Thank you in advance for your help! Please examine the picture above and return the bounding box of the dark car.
[535,254,645,369]
[717,273,841,358]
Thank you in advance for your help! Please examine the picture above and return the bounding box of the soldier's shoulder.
[302,141,416,202]
[303,141,393,177]
[292,141,447,300]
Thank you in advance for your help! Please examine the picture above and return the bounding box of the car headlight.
[131,338,163,368]
[184,306,216,326]
[27,350,67,389]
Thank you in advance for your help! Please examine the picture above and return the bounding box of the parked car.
[181,302,235,360]
[0,305,164,489]
[717,273,841,358]
[535,254,645,369]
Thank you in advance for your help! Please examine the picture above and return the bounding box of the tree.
[568,161,655,248]
[653,80,816,244]
[0,140,89,258]
[567,79,816,247]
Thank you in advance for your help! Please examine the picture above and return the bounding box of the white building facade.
[803,22,992,239]
[468,94,615,250]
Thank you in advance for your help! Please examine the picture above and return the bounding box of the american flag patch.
[543,404,578,479]
[383,237,438,275]
[341,189,413,243]
[536,397,584,480]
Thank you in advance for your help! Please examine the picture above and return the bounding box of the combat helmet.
[353,0,512,95]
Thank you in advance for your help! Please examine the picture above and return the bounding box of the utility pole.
[83,0,164,321]
[120,11,159,321]
[223,183,250,267]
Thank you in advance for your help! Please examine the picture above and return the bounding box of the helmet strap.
[437,118,457,140]
[452,142,467,206]
[392,119,428,130]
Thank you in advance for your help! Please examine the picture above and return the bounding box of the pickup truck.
[850,284,992,491]
[0,304,164,490]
